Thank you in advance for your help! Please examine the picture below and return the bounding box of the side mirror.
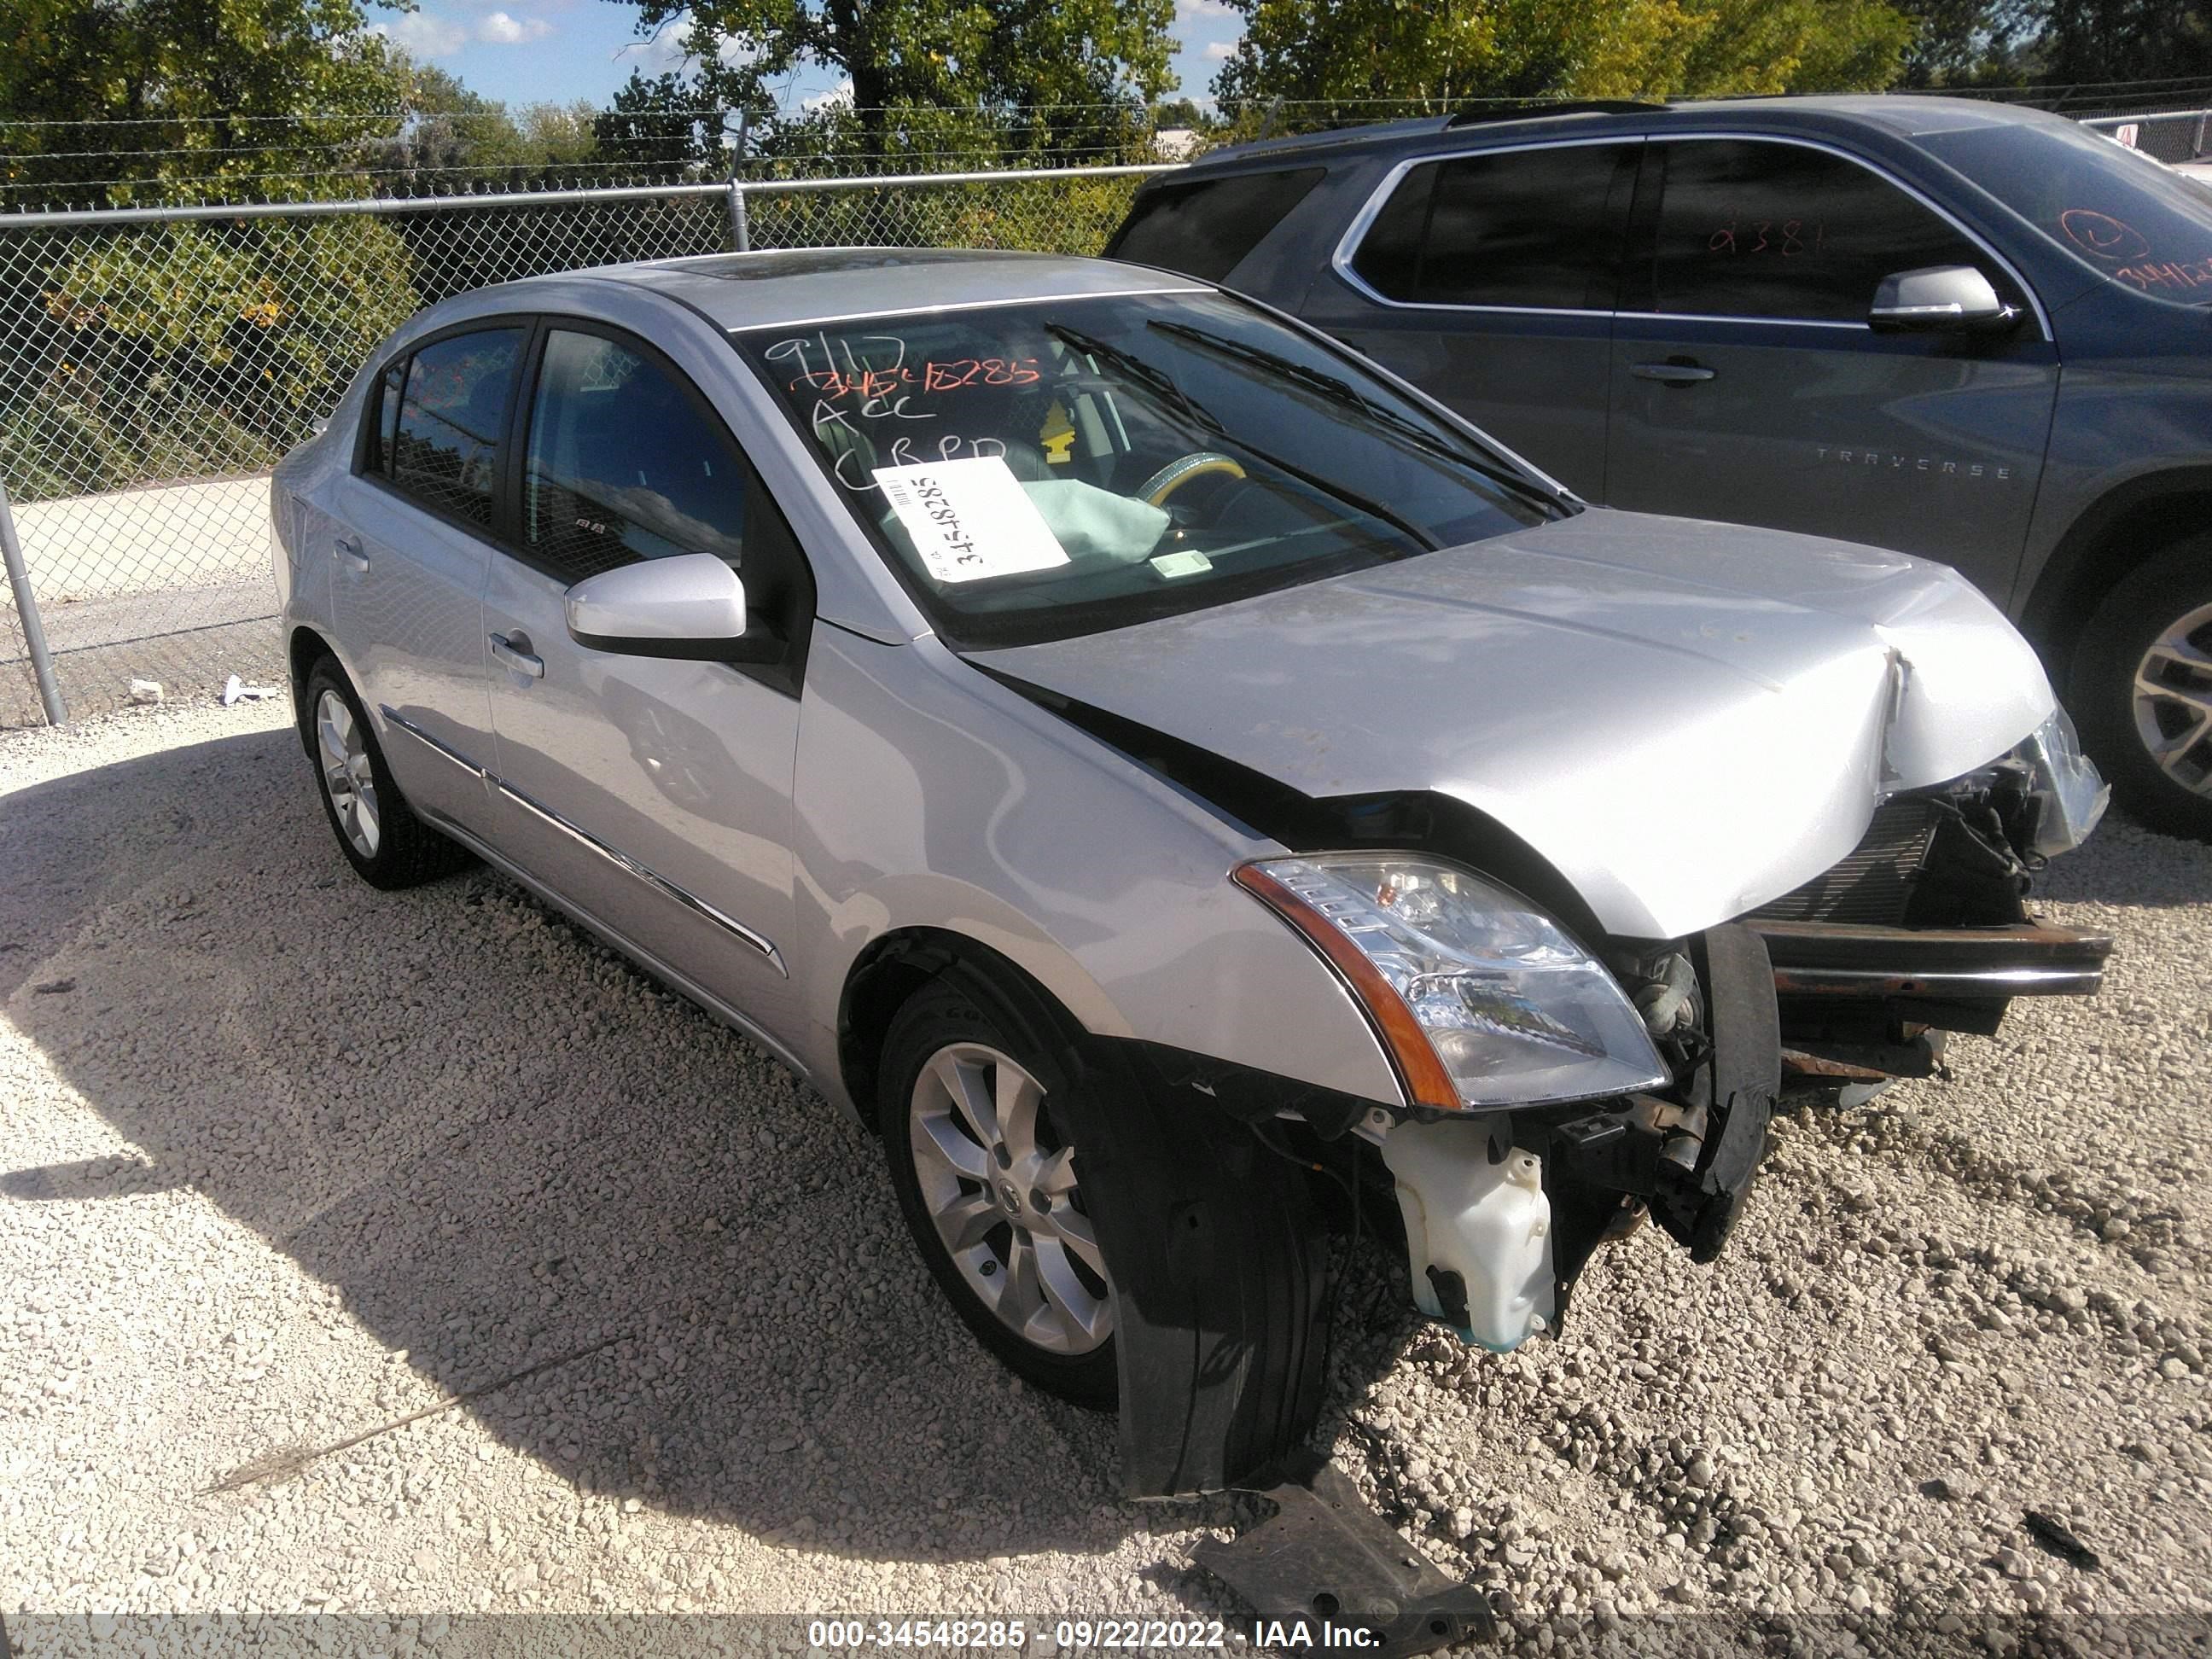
[1869,265,2016,334]
[565,551,783,663]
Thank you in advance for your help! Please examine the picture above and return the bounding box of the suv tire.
[2072,540,2212,842]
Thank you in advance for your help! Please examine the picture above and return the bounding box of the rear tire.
[302,657,472,889]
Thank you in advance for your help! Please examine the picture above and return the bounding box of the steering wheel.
[1137,451,1248,507]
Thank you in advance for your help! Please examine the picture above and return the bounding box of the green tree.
[1209,0,1913,113]
[0,0,410,207]
[602,0,1177,155]
[2034,0,2212,86]
[592,69,721,183]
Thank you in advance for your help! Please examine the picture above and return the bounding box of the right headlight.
[1234,854,1669,1113]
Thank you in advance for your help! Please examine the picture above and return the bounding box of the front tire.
[878,978,1118,1408]
[2072,540,2212,841]
[302,658,471,889]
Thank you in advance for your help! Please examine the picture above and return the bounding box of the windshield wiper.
[1047,324,1439,553]
[1146,319,1569,513]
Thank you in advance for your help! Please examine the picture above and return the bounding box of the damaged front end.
[1357,924,1780,1353]
[1747,707,2111,1091]
[1231,856,1784,1354]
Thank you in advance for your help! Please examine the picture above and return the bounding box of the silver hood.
[970,509,2058,940]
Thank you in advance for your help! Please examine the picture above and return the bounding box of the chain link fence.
[0,164,1172,725]
[2081,107,2212,164]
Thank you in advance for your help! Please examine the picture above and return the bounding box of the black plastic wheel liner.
[1674,923,1783,1264]
[1053,1043,1332,1499]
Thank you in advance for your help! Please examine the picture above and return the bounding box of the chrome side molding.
[378,702,786,975]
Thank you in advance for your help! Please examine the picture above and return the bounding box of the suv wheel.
[302,658,472,888]
[2073,541,2212,841]
[879,979,1117,1407]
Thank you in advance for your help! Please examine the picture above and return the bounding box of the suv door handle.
[489,631,544,679]
[335,535,370,573]
[1631,359,1717,386]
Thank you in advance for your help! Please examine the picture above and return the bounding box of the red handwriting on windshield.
[789,358,1043,399]
[2058,207,2151,262]
[1705,217,1826,256]
[2117,257,2212,291]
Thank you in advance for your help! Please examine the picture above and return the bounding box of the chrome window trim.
[1329,136,1638,318]
[494,779,789,975]
[1329,129,2053,341]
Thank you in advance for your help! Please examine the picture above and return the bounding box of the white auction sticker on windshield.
[871,457,1070,585]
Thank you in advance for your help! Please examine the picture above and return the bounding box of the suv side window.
[379,329,524,529]
[522,329,747,584]
[1646,139,2020,323]
[1106,168,1325,282]
[1352,143,1639,309]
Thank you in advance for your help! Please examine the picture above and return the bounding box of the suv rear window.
[1107,169,1325,282]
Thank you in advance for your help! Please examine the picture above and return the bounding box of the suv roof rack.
[1445,99,1667,128]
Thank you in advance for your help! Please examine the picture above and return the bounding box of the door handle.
[335,535,370,573]
[489,631,544,680]
[1630,359,1717,386]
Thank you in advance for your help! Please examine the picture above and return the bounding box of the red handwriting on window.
[2058,208,2150,263]
[1705,217,1826,257]
[787,358,1043,400]
[2116,256,2212,292]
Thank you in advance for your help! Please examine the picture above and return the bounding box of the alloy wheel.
[316,689,382,859]
[907,1041,1111,1355]
[2133,601,2212,798]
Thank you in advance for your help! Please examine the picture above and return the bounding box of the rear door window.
[1644,139,2022,323]
[1107,168,1325,282]
[1350,143,1640,309]
[381,329,524,530]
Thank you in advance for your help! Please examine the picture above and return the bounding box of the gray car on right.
[1107,96,2212,839]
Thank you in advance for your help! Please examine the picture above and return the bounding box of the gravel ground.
[1,696,2208,1654]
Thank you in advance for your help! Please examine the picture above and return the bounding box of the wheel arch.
[2023,468,2212,670]
[288,625,340,757]
[836,927,1092,1132]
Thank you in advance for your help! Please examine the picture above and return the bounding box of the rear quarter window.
[1106,168,1326,282]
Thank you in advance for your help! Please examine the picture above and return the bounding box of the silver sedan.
[274,249,2108,1498]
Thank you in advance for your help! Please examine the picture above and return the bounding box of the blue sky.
[377,0,1243,117]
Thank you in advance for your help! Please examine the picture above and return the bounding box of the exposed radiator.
[1749,797,1942,927]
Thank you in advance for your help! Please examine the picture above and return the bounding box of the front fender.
[787,626,1406,1120]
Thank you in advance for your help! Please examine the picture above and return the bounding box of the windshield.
[1918,118,2212,305]
[733,290,1557,646]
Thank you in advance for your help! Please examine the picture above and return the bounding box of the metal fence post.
[728,108,752,253]
[0,479,67,725]
[728,178,750,253]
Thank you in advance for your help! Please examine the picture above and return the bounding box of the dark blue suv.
[1107,96,2212,840]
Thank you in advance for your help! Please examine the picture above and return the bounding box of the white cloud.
[377,11,469,56]
[477,10,554,44]
[616,12,757,74]
[1202,38,1237,59]
[375,6,553,55]
[1177,0,1236,17]
[801,79,854,114]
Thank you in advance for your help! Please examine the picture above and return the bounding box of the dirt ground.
[2,697,2208,1656]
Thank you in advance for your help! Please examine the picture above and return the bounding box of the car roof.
[1179,93,2075,174]
[538,247,1211,332]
